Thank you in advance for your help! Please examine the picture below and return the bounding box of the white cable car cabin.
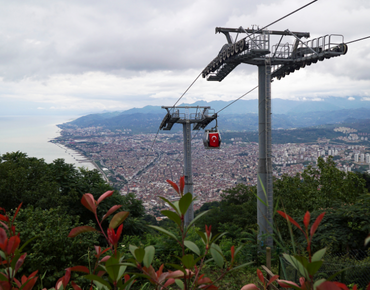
[203,128,221,149]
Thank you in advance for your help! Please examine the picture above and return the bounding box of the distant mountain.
[221,118,370,145]
[60,97,370,133]
[180,96,370,114]
[120,105,163,115]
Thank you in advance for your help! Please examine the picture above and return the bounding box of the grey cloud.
[0,0,369,83]
[0,0,287,80]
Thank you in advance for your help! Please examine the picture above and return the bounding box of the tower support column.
[183,121,194,226]
[257,64,273,245]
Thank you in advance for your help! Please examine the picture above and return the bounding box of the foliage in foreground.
[0,177,253,290]
[1,161,370,289]
[241,210,370,290]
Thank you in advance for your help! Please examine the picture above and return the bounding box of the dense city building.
[53,126,370,214]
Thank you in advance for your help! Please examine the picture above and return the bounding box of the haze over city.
[1,0,370,117]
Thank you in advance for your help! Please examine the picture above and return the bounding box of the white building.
[354,153,359,162]
[360,153,365,163]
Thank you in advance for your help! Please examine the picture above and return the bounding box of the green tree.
[0,152,58,210]
[0,152,147,237]
[307,195,370,252]
[355,171,370,193]
[195,184,257,239]
[274,156,368,251]
[274,156,367,218]
[13,206,99,288]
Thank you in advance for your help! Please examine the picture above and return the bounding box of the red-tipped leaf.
[21,275,27,285]
[94,245,101,256]
[56,277,63,290]
[15,253,27,273]
[277,211,303,231]
[124,274,130,283]
[14,277,22,288]
[102,205,122,221]
[108,224,123,246]
[317,281,344,290]
[310,212,325,238]
[71,281,82,290]
[166,179,179,194]
[241,284,259,290]
[0,214,8,222]
[6,235,20,255]
[179,176,185,194]
[331,282,349,290]
[81,194,96,214]
[277,280,299,288]
[109,211,129,229]
[97,190,114,205]
[257,269,265,286]
[267,275,279,286]
[231,245,235,261]
[156,264,164,278]
[197,276,212,285]
[28,271,38,279]
[12,203,23,223]
[70,266,90,274]
[303,211,310,230]
[0,221,8,230]
[22,277,38,290]
[164,278,176,288]
[63,268,71,288]
[100,256,111,263]
[68,226,99,238]
[0,228,6,244]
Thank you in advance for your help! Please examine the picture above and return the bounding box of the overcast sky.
[1,0,369,116]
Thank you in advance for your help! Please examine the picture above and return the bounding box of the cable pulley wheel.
[234,43,239,54]
[239,40,245,51]
[230,45,235,56]
[340,43,348,55]
[223,50,227,61]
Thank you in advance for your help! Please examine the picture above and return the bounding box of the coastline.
[0,115,96,166]
[49,117,97,171]
[50,135,109,181]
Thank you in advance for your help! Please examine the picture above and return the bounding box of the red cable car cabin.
[203,129,221,149]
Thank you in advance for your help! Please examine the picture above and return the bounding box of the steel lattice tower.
[202,26,348,245]
[160,106,218,226]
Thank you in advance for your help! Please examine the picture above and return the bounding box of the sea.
[0,115,95,170]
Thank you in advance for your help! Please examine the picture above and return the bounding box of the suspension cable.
[217,85,259,114]
[346,36,370,45]
[150,71,203,149]
[139,71,203,177]
[259,0,317,31]
[191,85,259,140]
[172,71,203,108]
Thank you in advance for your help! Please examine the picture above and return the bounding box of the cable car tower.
[160,106,219,226]
[202,25,348,245]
